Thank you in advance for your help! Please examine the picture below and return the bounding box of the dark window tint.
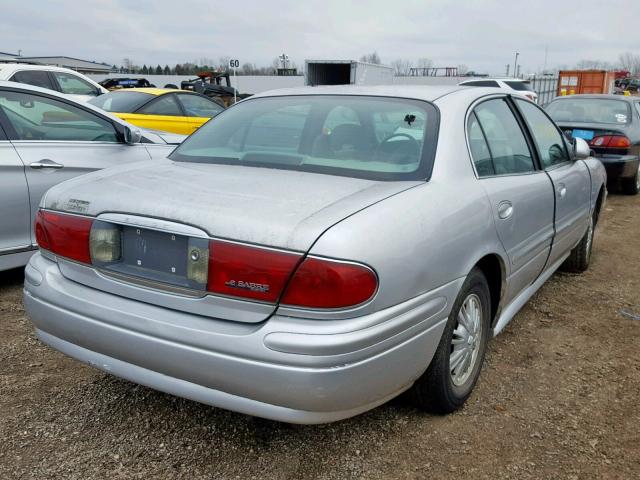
[462,80,500,87]
[139,94,182,116]
[474,99,535,175]
[467,112,494,176]
[170,95,439,181]
[52,72,98,96]
[88,91,154,112]
[176,94,223,117]
[10,70,54,90]
[516,99,569,168]
[504,81,534,92]
[0,90,118,142]
[546,98,631,125]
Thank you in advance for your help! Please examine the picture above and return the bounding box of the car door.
[0,88,151,244]
[126,93,193,134]
[175,93,224,134]
[0,121,31,258]
[514,98,591,267]
[469,97,555,303]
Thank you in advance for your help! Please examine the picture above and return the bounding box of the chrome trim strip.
[96,213,210,239]
[0,244,36,256]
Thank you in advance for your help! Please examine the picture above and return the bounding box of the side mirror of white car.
[123,125,142,145]
[573,137,591,160]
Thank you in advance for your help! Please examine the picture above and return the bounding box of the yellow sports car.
[89,88,224,135]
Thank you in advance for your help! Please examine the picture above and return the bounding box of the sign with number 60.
[229,59,240,68]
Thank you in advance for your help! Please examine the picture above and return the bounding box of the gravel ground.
[0,193,638,480]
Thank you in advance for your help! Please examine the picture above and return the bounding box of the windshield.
[546,98,631,125]
[89,91,153,113]
[504,81,534,92]
[169,95,438,181]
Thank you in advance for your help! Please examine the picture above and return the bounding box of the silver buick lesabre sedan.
[24,86,606,424]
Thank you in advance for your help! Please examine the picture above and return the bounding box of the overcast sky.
[2,0,639,74]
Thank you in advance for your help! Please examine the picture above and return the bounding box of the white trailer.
[305,60,393,86]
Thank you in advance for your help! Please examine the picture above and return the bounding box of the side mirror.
[123,125,142,145]
[573,137,590,160]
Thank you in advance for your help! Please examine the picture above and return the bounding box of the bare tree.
[457,64,469,75]
[391,58,413,76]
[218,56,231,71]
[619,52,640,74]
[122,57,133,73]
[576,59,613,70]
[417,57,433,69]
[360,52,381,64]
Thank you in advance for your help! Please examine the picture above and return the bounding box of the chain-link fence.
[530,75,559,106]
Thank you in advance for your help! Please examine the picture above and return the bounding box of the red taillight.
[35,210,93,263]
[207,240,301,302]
[281,257,378,309]
[590,135,631,149]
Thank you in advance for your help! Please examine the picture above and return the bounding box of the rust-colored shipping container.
[557,70,616,96]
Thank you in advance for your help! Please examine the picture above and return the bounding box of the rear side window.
[472,98,535,175]
[504,81,534,92]
[139,95,182,116]
[462,80,500,87]
[0,90,118,142]
[52,72,97,96]
[515,99,569,168]
[170,95,439,181]
[467,112,494,176]
[10,70,55,90]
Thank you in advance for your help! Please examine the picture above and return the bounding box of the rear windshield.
[504,81,534,92]
[89,91,153,113]
[169,95,439,181]
[546,98,631,125]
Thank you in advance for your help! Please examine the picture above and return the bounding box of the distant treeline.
[115,57,297,76]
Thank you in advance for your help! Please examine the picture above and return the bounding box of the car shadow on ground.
[0,267,25,289]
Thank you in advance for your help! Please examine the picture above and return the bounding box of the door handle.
[30,159,64,170]
[497,201,513,219]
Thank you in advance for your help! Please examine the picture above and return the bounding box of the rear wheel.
[621,162,640,195]
[410,268,490,413]
[561,214,594,273]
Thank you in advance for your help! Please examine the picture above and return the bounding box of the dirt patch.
[1,194,638,480]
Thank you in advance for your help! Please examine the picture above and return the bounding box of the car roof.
[251,84,468,102]
[0,62,87,74]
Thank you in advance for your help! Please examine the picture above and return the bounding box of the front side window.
[546,98,632,125]
[89,91,154,113]
[472,98,535,175]
[516,99,569,168]
[0,91,118,142]
[52,72,97,96]
[176,94,224,118]
[10,70,54,90]
[139,95,182,116]
[170,95,439,181]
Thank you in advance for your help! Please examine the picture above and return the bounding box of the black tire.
[409,268,491,413]
[621,163,640,195]
[560,214,594,273]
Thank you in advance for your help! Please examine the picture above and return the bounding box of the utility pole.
[505,64,510,76]
[513,52,519,79]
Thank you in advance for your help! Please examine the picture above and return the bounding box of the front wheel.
[409,268,491,413]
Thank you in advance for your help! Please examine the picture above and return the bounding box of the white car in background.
[0,63,107,102]
[459,78,538,102]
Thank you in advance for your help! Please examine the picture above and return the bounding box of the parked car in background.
[89,88,225,135]
[24,86,606,424]
[0,63,107,102]
[0,81,184,271]
[546,94,640,194]
[99,78,155,90]
[459,78,538,102]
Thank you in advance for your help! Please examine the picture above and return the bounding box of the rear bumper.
[597,154,639,180]
[24,253,455,424]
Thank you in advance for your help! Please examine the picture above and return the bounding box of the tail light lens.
[281,257,378,309]
[590,135,631,149]
[207,240,301,302]
[35,210,92,263]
